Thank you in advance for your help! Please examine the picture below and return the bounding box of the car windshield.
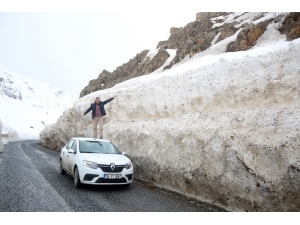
[79,140,121,154]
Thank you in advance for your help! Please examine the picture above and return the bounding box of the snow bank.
[0,119,3,152]
[40,24,300,211]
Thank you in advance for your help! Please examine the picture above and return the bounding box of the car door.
[67,139,77,174]
[62,139,74,169]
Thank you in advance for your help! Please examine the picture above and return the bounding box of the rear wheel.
[74,167,81,188]
[60,160,66,175]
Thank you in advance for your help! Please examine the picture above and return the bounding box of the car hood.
[81,153,130,165]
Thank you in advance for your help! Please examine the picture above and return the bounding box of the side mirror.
[68,149,75,154]
[121,151,126,155]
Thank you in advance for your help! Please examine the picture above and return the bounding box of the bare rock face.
[288,26,300,40]
[214,22,239,44]
[80,48,170,98]
[80,12,298,98]
[80,50,149,98]
[226,20,273,52]
[135,48,170,75]
[279,12,300,41]
[0,76,22,100]
[161,13,274,69]
[162,19,218,70]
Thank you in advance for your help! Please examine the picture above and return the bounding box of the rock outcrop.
[0,76,22,100]
[80,48,171,98]
[226,19,273,52]
[80,12,300,98]
[278,12,300,41]
[80,50,148,97]
[40,12,300,212]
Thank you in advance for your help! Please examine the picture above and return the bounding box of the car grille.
[98,165,125,173]
[95,178,127,183]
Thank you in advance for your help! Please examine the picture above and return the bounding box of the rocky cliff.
[40,12,300,212]
[79,12,300,98]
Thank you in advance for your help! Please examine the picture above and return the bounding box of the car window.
[66,139,74,150]
[71,140,77,152]
[79,141,121,154]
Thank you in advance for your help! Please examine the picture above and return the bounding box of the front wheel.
[60,160,66,175]
[74,167,82,188]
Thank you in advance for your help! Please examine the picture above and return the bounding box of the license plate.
[104,174,122,179]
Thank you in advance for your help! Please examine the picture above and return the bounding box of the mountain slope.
[79,12,300,98]
[0,64,75,143]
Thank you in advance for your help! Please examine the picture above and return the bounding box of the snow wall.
[40,39,300,212]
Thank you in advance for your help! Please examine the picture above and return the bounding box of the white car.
[60,137,133,188]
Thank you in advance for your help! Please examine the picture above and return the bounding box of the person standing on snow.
[83,95,117,139]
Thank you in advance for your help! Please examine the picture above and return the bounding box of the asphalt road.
[0,140,226,212]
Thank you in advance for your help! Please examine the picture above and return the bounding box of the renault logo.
[110,163,115,171]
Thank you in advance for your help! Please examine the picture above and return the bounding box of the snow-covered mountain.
[0,64,75,144]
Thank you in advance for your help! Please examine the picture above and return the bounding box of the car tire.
[60,160,66,175]
[74,167,81,188]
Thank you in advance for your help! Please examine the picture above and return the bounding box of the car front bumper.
[79,166,134,185]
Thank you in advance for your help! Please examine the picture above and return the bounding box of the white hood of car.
[81,153,130,165]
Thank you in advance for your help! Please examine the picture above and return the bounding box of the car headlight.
[125,162,132,169]
[83,160,98,169]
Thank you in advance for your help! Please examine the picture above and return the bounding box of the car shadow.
[79,183,131,193]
